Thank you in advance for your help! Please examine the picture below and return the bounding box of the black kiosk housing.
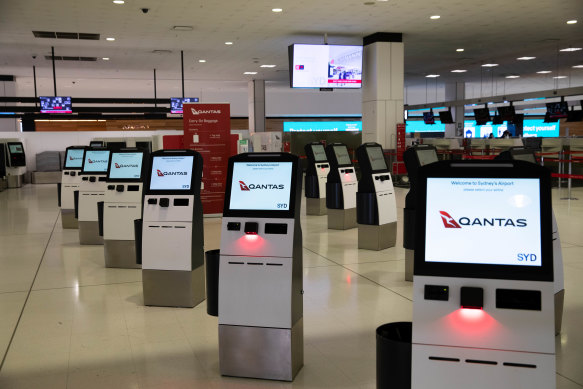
[6,142,26,167]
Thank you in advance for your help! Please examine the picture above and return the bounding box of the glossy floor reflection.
[0,184,582,388]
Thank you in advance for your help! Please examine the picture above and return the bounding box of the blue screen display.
[283,121,361,132]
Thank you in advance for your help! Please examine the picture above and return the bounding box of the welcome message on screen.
[425,178,541,266]
[109,153,143,179]
[229,162,292,211]
[149,156,193,190]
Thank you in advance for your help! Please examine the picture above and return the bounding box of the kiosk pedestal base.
[327,208,357,230]
[79,221,103,245]
[142,267,205,308]
[358,222,397,250]
[104,240,140,269]
[0,179,7,191]
[405,249,414,282]
[61,209,78,229]
[7,175,23,188]
[306,197,327,216]
[219,318,303,382]
[555,289,565,335]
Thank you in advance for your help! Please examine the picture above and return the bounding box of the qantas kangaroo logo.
[157,169,164,177]
[239,181,250,191]
[88,159,94,163]
[439,211,462,228]
[115,163,120,168]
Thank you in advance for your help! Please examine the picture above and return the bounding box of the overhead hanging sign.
[283,121,362,132]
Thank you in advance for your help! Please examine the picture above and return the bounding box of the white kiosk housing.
[218,153,303,381]
[325,143,358,230]
[355,142,397,250]
[102,149,147,269]
[77,148,111,245]
[304,142,330,216]
[60,146,86,228]
[141,149,205,308]
[5,141,26,188]
[412,160,555,389]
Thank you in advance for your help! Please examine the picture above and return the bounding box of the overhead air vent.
[33,31,100,40]
[44,56,98,61]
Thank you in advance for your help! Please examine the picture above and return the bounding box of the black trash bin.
[205,249,220,316]
[134,219,143,265]
[376,321,412,389]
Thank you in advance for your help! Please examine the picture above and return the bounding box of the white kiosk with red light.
[304,142,329,216]
[412,160,555,389]
[102,149,146,269]
[218,153,303,381]
[78,148,111,244]
[60,146,86,229]
[141,149,205,307]
[325,143,358,230]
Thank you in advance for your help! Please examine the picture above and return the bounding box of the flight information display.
[170,97,200,114]
[65,149,84,168]
[311,144,327,162]
[333,146,351,165]
[83,150,110,173]
[149,156,194,190]
[109,152,143,179]
[229,162,292,211]
[366,147,387,171]
[8,144,23,154]
[40,96,72,113]
[425,177,541,267]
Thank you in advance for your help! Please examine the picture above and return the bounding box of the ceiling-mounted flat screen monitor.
[82,150,111,173]
[492,115,503,125]
[64,148,85,169]
[438,111,454,124]
[566,110,583,122]
[289,44,363,89]
[423,112,435,125]
[366,146,387,171]
[543,113,559,123]
[229,162,293,211]
[170,97,200,114]
[149,155,194,190]
[40,96,72,113]
[474,108,491,125]
[108,152,144,180]
[333,145,352,165]
[497,106,516,121]
[311,144,327,162]
[546,102,568,119]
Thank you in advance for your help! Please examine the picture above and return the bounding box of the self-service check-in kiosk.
[304,142,329,216]
[60,146,86,229]
[102,149,147,269]
[356,143,397,250]
[78,148,111,244]
[412,160,555,389]
[403,145,439,281]
[141,150,204,308]
[325,143,357,230]
[218,153,303,381]
[5,141,26,188]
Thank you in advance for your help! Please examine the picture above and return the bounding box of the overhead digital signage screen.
[283,121,361,132]
[406,120,446,133]
[82,150,110,173]
[366,146,387,171]
[464,119,559,138]
[170,97,200,114]
[229,162,293,211]
[425,177,542,267]
[109,152,143,180]
[40,96,72,113]
[311,144,327,162]
[64,148,84,169]
[289,44,363,89]
[149,155,194,190]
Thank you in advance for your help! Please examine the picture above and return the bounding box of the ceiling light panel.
[517,57,535,60]
[560,47,582,52]
[482,63,498,67]
[451,69,467,73]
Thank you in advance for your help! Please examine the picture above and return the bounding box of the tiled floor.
[0,183,582,388]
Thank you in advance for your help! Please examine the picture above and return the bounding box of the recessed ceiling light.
[225,42,233,45]
[573,65,583,68]
[244,72,258,75]
[172,26,194,31]
[482,63,498,67]
[537,70,552,74]
[260,64,276,68]
[198,59,206,63]
[112,0,124,4]
[102,57,110,61]
[425,74,440,78]
[451,69,467,73]
[106,37,115,41]
[505,75,520,79]
[553,76,567,79]
[430,15,440,19]
[567,20,577,24]
[560,47,582,52]
[517,56,535,60]
[456,48,464,52]
[272,8,283,12]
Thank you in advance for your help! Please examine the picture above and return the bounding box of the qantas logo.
[238,180,284,191]
[69,156,82,160]
[190,108,221,115]
[440,211,527,228]
[115,163,138,169]
[157,169,187,177]
[88,159,108,164]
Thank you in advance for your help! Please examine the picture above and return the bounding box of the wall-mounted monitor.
[288,44,363,89]
[108,152,144,180]
[64,148,85,169]
[423,112,435,125]
[149,155,194,190]
[82,150,111,173]
[170,97,200,114]
[333,145,352,166]
[473,108,491,125]
[438,111,454,124]
[546,102,568,119]
[40,96,72,113]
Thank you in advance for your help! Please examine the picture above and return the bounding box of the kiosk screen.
[109,152,143,179]
[417,149,438,166]
[312,145,327,162]
[425,177,542,267]
[366,147,387,171]
[8,144,23,154]
[333,146,351,165]
[149,156,194,190]
[512,153,536,164]
[65,149,84,168]
[229,162,293,211]
[83,150,110,173]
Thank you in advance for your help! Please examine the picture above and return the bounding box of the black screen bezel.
[223,153,300,219]
[106,150,146,182]
[81,148,111,175]
[147,152,197,193]
[414,160,553,282]
[64,147,86,170]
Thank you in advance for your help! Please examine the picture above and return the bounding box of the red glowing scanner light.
[243,222,259,235]
[460,287,484,310]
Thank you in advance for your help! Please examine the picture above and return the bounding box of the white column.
[444,81,465,137]
[362,33,404,149]
[248,80,265,133]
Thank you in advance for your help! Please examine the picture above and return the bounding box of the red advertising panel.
[393,123,407,175]
[183,103,231,214]
[162,135,184,150]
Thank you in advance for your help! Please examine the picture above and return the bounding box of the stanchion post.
[558,151,563,190]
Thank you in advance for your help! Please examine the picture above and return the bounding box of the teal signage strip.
[283,121,362,132]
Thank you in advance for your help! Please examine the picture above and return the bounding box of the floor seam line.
[31,280,143,292]
[556,372,583,387]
